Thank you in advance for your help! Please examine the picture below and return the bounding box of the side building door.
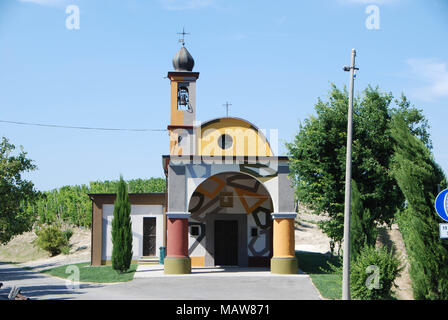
[143,217,156,256]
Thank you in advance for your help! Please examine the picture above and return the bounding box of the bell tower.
[168,29,199,156]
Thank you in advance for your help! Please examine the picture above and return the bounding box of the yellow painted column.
[271,212,298,274]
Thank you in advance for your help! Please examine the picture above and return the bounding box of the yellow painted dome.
[198,117,273,157]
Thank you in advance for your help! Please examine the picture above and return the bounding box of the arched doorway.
[187,172,273,267]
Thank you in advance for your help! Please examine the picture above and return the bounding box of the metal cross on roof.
[223,101,232,117]
[177,27,190,46]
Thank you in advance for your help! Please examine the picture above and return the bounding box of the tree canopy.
[0,137,39,244]
[286,84,431,248]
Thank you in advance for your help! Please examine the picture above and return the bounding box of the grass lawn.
[41,262,138,283]
[296,251,342,300]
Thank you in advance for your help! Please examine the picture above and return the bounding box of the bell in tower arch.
[177,85,190,111]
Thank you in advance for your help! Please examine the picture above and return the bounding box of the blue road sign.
[435,189,448,222]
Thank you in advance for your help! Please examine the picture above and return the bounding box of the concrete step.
[138,257,160,265]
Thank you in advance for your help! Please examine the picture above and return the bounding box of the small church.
[89,36,298,274]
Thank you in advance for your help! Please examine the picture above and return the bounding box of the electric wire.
[0,120,167,132]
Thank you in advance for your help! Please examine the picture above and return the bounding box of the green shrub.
[63,229,73,242]
[35,225,70,256]
[61,245,71,255]
[350,245,402,300]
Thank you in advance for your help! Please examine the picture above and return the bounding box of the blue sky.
[0,0,447,191]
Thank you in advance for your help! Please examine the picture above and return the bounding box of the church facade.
[90,42,298,274]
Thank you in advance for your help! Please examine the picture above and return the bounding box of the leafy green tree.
[391,117,448,299]
[0,137,39,244]
[286,84,430,249]
[111,176,133,273]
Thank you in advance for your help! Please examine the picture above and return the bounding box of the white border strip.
[166,212,191,219]
[271,212,297,219]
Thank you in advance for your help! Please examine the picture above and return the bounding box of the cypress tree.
[111,176,133,273]
[350,179,377,260]
[391,117,448,299]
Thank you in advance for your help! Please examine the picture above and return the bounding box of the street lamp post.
[342,48,358,300]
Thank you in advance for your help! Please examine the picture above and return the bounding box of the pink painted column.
[166,217,189,257]
[164,212,191,274]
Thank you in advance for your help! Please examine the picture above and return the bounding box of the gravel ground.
[0,227,91,272]
[376,224,413,300]
[295,208,340,254]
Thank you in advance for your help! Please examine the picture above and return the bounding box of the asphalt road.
[0,262,321,300]
[0,262,101,300]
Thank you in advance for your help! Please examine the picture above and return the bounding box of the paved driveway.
[0,262,321,300]
[0,262,102,300]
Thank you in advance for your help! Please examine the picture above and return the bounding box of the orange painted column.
[164,212,191,274]
[273,218,295,257]
[271,212,298,274]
